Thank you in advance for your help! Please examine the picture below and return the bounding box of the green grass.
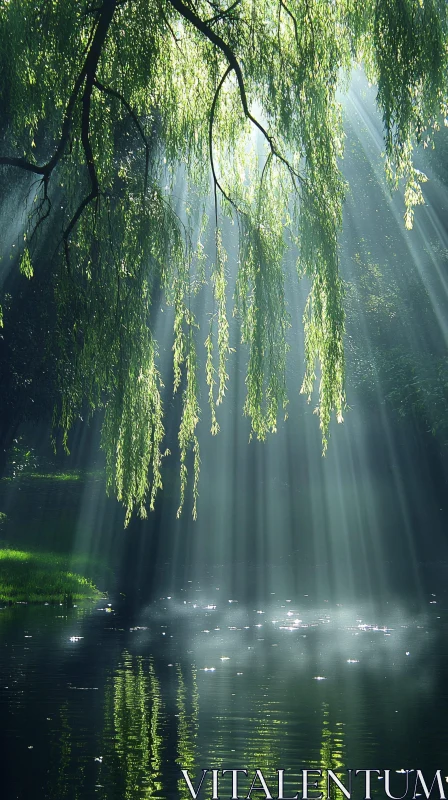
[22,471,84,481]
[0,548,103,603]
[1,469,105,483]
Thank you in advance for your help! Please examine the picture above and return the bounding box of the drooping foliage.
[0,0,447,519]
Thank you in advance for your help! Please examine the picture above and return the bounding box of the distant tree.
[0,0,447,520]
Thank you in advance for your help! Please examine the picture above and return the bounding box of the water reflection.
[0,590,446,799]
[102,652,163,799]
[176,665,199,800]
[47,702,71,800]
[320,704,345,800]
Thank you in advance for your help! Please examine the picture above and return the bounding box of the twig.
[29,177,52,243]
[93,77,150,193]
[209,65,241,214]
[204,0,242,25]
[279,0,299,47]
[157,3,183,48]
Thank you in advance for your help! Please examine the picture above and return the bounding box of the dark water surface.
[1,581,448,800]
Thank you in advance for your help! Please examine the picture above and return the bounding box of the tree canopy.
[0,0,447,521]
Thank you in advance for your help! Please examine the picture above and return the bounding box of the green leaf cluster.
[1,0,447,518]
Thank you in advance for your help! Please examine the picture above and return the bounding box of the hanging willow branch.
[0,0,446,520]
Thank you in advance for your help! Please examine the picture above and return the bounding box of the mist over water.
[1,586,447,799]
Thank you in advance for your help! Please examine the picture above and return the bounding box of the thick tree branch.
[2,0,120,274]
[0,54,87,180]
[0,0,118,186]
[62,0,119,255]
[0,57,87,178]
[0,157,47,175]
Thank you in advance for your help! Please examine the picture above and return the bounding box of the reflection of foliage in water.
[37,651,347,799]
[176,665,200,800]
[320,703,346,800]
[103,651,163,799]
[241,687,283,785]
[46,702,72,800]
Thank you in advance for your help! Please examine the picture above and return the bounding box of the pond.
[1,579,448,799]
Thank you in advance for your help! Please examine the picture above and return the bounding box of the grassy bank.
[0,548,103,603]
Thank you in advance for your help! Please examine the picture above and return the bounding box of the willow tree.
[0,0,447,520]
